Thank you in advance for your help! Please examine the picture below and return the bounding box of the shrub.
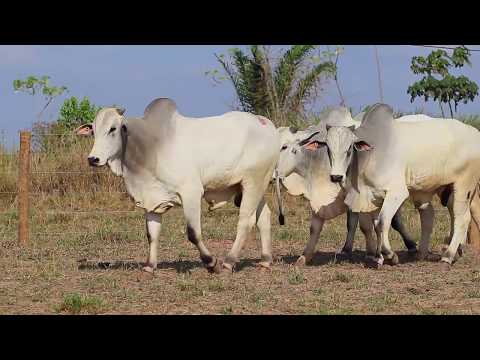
[58,96,101,130]
[55,293,107,314]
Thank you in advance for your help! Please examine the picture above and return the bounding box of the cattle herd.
[75,98,480,275]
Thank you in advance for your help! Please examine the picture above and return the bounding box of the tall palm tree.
[213,45,336,127]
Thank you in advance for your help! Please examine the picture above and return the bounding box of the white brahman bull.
[76,98,280,273]
[274,114,416,265]
[302,103,480,267]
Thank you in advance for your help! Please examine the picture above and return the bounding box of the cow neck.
[107,123,128,177]
[119,116,173,180]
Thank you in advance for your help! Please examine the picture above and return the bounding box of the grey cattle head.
[276,141,303,179]
[298,125,361,184]
[322,125,365,184]
[277,128,329,177]
[321,103,394,183]
[75,107,127,167]
[297,104,395,184]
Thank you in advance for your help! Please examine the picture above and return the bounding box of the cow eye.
[281,145,288,151]
[109,127,116,134]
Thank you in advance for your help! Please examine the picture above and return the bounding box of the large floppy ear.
[115,107,126,116]
[74,123,93,136]
[303,140,326,151]
[298,131,326,151]
[353,140,374,151]
[298,131,320,146]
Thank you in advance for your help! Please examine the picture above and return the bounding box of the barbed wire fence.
[1,130,454,247]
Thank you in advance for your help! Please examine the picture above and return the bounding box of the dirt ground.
[1,193,480,315]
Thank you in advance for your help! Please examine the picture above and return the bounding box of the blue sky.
[1,45,480,148]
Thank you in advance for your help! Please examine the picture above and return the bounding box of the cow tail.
[274,169,285,225]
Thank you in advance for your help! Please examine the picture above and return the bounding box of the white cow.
[277,109,463,265]
[274,109,417,265]
[306,103,480,267]
[76,98,280,273]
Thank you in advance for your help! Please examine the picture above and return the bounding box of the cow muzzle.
[88,156,100,167]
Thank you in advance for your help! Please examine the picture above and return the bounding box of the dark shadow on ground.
[278,249,438,267]
[397,250,444,264]
[77,259,203,274]
[279,250,366,266]
[396,250,419,264]
[234,258,263,272]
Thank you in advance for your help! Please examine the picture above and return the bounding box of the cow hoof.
[205,258,222,274]
[365,257,383,269]
[384,253,399,266]
[221,261,235,273]
[142,265,155,274]
[295,255,307,267]
[207,258,223,274]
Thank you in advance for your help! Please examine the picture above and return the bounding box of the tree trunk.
[374,46,384,103]
[447,101,454,119]
[438,101,445,117]
[260,46,281,126]
[334,52,346,106]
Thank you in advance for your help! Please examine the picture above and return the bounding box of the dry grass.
[1,134,480,315]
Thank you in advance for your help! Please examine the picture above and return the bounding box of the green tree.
[13,75,68,121]
[407,46,478,118]
[58,96,101,130]
[205,45,336,127]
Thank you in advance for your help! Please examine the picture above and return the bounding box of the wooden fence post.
[18,131,31,246]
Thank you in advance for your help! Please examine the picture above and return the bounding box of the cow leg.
[338,210,359,257]
[143,212,162,273]
[467,186,480,254]
[359,212,378,266]
[443,197,455,247]
[416,203,434,260]
[182,193,221,273]
[391,207,417,252]
[296,212,324,266]
[255,197,273,268]
[224,183,265,271]
[442,187,472,265]
[374,189,409,266]
[441,190,467,259]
